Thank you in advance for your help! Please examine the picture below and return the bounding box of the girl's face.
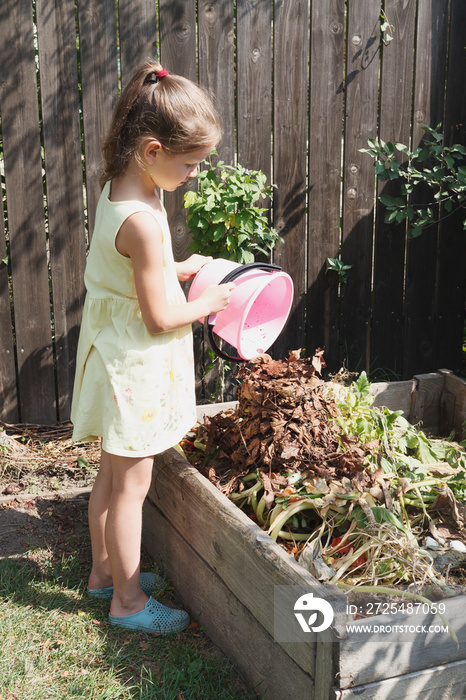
[146,143,215,191]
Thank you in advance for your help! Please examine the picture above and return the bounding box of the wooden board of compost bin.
[142,371,466,699]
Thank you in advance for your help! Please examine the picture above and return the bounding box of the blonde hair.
[100,60,221,188]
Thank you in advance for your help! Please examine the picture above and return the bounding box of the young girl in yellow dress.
[71,60,234,634]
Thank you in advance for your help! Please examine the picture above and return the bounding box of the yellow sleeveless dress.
[71,182,196,457]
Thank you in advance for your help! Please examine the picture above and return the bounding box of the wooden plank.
[338,593,466,686]
[198,0,235,165]
[439,389,456,436]
[434,0,466,376]
[234,0,272,387]
[196,1,237,402]
[158,0,197,262]
[410,387,426,425]
[236,0,272,177]
[195,400,237,420]
[369,379,416,418]
[118,0,158,90]
[272,0,309,358]
[443,373,466,439]
[315,639,339,700]
[338,658,466,700]
[412,372,444,432]
[36,0,87,421]
[371,0,416,378]
[0,0,56,423]
[0,186,18,422]
[340,1,380,373]
[403,0,449,378]
[77,0,119,237]
[144,447,346,679]
[307,0,345,372]
[142,498,318,700]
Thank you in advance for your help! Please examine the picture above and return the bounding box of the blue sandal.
[109,596,190,634]
[87,572,163,599]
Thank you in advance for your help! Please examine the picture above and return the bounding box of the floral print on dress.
[142,407,157,422]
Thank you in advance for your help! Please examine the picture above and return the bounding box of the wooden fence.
[0,0,465,425]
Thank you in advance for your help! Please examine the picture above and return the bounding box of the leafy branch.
[327,257,352,285]
[183,152,282,264]
[360,124,466,238]
[380,9,395,46]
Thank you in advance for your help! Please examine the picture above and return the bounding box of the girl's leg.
[89,449,190,634]
[105,452,155,617]
[87,447,114,590]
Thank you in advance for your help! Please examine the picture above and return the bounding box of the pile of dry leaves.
[194,350,378,500]
[189,351,466,591]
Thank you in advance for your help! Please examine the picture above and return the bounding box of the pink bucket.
[188,258,294,361]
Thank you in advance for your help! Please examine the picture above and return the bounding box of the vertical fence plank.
[371,0,416,379]
[434,0,466,376]
[0,0,56,423]
[340,0,381,373]
[78,0,119,237]
[0,192,18,422]
[119,0,158,89]
[36,0,87,421]
[272,0,308,357]
[159,0,197,262]
[403,0,449,378]
[198,0,235,165]
[307,0,345,370]
[197,1,237,401]
[237,0,272,179]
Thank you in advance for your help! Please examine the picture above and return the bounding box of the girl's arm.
[116,211,234,334]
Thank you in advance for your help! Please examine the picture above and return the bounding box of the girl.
[71,60,234,634]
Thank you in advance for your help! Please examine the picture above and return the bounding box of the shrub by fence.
[0,0,465,424]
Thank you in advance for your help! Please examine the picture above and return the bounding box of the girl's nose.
[189,165,198,178]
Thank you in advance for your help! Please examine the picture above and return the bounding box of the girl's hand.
[176,254,213,282]
[200,283,236,315]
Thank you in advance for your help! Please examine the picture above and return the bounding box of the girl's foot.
[108,596,190,634]
[87,572,163,599]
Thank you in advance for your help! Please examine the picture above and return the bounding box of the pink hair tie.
[144,69,169,86]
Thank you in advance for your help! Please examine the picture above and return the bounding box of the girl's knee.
[109,454,154,498]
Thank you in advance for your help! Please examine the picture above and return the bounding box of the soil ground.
[0,423,98,558]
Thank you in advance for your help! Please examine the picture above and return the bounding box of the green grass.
[0,549,253,699]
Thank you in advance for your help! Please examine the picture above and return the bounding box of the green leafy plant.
[327,256,352,285]
[183,153,284,403]
[183,152,283,263]
[360,124,466,238]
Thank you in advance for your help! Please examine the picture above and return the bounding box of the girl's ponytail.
[100,60,221,189]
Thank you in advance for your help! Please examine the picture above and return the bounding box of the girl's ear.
[143,138,163,164]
